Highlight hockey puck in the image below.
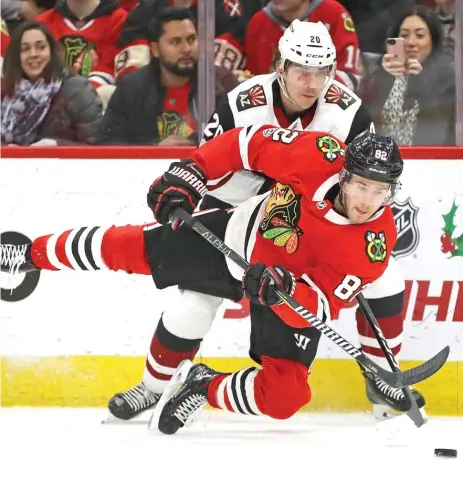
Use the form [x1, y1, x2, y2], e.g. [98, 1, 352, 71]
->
[434, 448, 457, 458]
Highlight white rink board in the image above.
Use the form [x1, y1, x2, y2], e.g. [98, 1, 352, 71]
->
[1, 158, 463, 360]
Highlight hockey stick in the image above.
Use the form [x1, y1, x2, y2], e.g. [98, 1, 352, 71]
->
[356, 293, 426, 428]
[173, 208, 449, 389]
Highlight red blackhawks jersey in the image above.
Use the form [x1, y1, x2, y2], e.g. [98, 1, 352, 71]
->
[36, 0, 127, 88]
[245, 0, 360, 91]
[115, 0, 246, 81]
[1, 18, 9, 73]
[192, 125, 397, 329]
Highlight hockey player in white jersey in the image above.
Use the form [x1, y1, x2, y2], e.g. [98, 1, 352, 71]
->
[107, 20, 425, 421]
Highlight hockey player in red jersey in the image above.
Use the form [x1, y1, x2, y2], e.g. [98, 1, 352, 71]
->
[105, 19, 424, 423]
[36, 0, 127, 88]
[114, 0, 246, 81]
[245, 0, 360, 91]
[1, 128, 409, 430]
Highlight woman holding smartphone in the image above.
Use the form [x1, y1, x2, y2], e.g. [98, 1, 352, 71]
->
[360, 5, 455, 146]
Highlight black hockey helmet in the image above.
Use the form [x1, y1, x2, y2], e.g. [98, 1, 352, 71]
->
[344, 130, 403, 185]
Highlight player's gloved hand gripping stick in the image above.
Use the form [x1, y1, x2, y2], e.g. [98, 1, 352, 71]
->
[172, 208, 449, 392]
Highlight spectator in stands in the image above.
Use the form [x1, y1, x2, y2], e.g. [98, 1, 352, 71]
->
[115, 0, 246, 82]
[1, 0, 54, 33]
[244, 0, 360, 91]
[361, 6, 455, 146]
[339, 1, 416, 56]
[35, 0, 127, 89]
[1, 20, 102, 146]
[434, 0, 455, 56]
[98, 7, 234, 146]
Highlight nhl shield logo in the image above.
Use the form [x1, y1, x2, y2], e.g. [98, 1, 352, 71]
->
[391, 197, 420, 259]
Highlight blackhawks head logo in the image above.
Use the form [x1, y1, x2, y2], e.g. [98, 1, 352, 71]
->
[441, 199, 463, 257]
[259, 183, 303, 254]
[365, 231, 387, 263]
[58, 36, 94, 76]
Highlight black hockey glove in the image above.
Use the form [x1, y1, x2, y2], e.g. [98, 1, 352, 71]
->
[242, 263, 296, 306]
[147, 159, 208, 226]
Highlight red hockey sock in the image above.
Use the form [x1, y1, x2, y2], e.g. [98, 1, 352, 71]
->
[143, 316, 201, 393]
[207, 374, 228, 409]
[30, 225, 151, 274]
[356, 310, 404, 362]
[207, 357, 311, 419]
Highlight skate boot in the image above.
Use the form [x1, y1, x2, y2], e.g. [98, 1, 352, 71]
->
[157, 360, 218, 435]
[360, 365, 426, 419]
[0, 244, 37, 274]
[108, 383, 161, 420]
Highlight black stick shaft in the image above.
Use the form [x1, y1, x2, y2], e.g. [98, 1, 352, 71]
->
[357, 293, 426, 427]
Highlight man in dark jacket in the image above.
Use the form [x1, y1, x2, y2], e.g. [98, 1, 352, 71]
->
[98, 6, 234, 146]
[115, 0, 246, 81]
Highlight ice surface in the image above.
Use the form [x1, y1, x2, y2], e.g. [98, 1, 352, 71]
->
[0, 409, 461, 482]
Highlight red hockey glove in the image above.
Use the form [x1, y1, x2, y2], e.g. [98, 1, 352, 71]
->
[147, 159, 208, 226]
[242, 263, 296, 306]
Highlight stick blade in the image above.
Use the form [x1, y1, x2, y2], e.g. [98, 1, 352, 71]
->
[385, 346, 450, 388]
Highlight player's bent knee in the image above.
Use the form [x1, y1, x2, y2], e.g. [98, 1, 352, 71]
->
[162, 289, 224, 340]
[102, 225, 151, 275]
[257, 357, 311, 420]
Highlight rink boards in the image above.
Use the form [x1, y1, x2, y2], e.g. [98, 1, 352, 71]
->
[1, 153, 463, 415]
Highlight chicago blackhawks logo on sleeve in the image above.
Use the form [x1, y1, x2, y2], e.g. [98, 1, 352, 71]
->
[316, 135, 345, 162]
[365, 231, 387, 263]
[259, 183, 303, 254]
[342, 12, 356, 32]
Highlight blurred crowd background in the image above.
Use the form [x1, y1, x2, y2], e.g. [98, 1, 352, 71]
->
[0, 0, 461, 148]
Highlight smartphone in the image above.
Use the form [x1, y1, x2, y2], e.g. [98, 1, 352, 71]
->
[386, 38, 406, 64]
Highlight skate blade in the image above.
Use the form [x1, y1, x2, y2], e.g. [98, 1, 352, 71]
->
[147, 359, 193, 431]
[101, 410, 154, 425]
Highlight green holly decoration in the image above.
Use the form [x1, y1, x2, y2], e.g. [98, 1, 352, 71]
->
[441, 200, 463, 257]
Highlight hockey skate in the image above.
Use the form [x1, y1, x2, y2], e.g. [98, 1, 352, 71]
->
[149, 360, 217, 434]
[360, 365, 426, 420]
[0, 244, 36, 274]
[103, 383, 161, 424]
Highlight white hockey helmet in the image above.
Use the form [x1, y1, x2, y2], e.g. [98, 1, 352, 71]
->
[278, 20, 336, 68]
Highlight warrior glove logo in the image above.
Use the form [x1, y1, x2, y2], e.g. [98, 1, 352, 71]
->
[365, 231, 387, 263]
[391, 197, 420, 260]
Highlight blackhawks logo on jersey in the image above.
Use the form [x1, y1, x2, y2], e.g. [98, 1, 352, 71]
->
[1, 19, 8, 36]
[365, 231, 387, 263]
[342, 12, 355, 32]
[259, 183, 303, 254]
[316, 135, 345, 162]
[59, 36, 94, 76]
